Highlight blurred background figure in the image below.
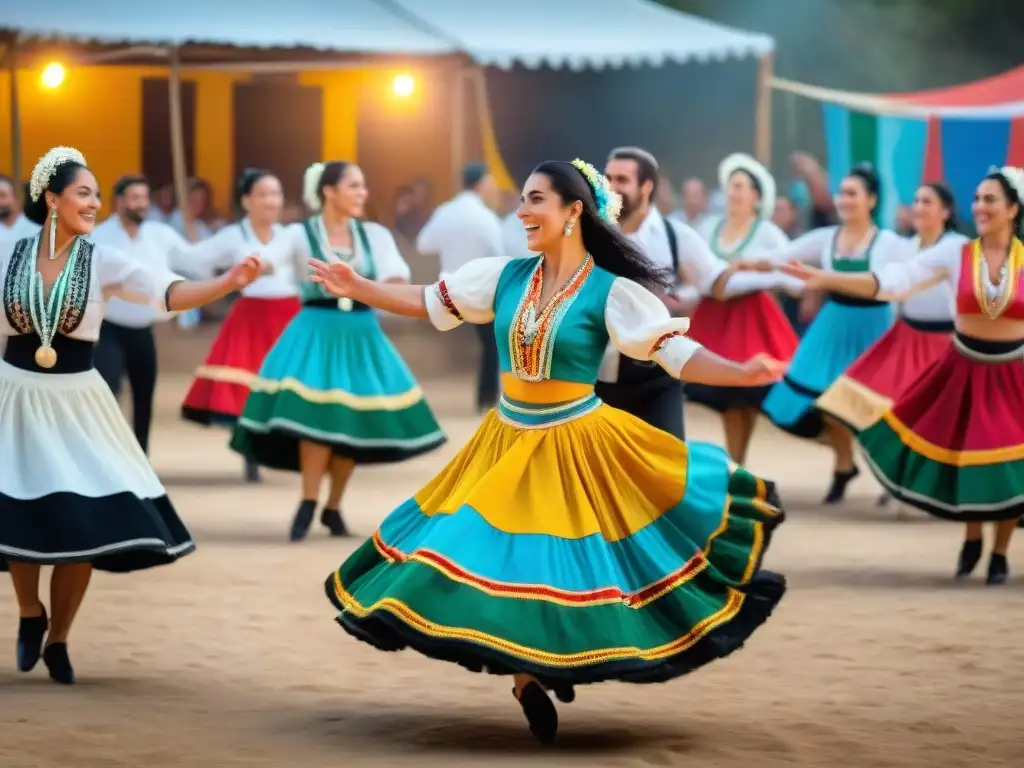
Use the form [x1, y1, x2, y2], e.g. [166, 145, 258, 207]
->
[415, 162, 504, 412]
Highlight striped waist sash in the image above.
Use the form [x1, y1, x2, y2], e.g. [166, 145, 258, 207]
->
[497, 392, 602, 429]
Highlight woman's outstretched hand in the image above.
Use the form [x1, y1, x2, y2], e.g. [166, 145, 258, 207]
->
[731, 258, 776, 273]
[777, 259, 828, 290]
[739, 353, 786, 386]
[222, 256, 264, 289]
[308, 259, 360, 298]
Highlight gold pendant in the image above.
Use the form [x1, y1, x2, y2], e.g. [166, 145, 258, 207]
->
[35, 345, 58, 369]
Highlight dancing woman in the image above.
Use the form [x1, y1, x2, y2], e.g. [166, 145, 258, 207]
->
[0, 147, 263, 684]
[778, 167, 1024, 584]
[179, 168, 299, 482]
[817, 183, 966, 434]
[745, 166, 901, 503]
[689, 153, 799, 464]
[230, 161, 445, 541]
[313, 158, 788, 745]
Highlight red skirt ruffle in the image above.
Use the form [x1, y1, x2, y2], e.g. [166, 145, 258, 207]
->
[686, 291, 798, 362]
[817, 319, 952, 432]
[181, 296, 300, 426]
[684, 291, 798, 412]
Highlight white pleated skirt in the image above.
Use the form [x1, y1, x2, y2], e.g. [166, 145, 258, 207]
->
[0, 359, 195, 573]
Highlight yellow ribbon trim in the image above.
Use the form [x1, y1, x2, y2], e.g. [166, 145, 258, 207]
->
[248, 376, 424, 411]
[192, 365, 257, 387]
[970, 237, 1024, 319]
[882, 410, 1024, 466]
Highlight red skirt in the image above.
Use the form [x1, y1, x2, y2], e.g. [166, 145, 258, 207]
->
[181, 295, 300, 426]
[817, 318, 952, 432]
[858, 335, 1024, 521]
[684, 291, 799, 412]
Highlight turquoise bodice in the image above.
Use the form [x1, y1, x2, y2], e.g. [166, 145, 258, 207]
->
[493, 256, 616, 384]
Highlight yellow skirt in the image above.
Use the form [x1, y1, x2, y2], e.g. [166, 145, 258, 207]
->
[325, 383, 787, 687]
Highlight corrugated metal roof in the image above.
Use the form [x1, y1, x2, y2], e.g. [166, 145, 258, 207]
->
[2, 0, 454, 55]
[2, 0, 773, 67]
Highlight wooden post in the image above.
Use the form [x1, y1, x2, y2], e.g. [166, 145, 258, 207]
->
[755, 52, 774, 165]
[4, 36, 22, 191]
[450, 66, 466, 195]
[167, 46, 190, 222]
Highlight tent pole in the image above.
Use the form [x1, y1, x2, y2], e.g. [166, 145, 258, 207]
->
[755, 52, 774, 165]
[4, 36, 22, 191]
[451, 66, 466, 195]
[167, 46, 190, 227]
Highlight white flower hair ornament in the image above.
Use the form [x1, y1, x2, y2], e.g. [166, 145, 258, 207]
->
[29, 146, 87, 202]
[994, 165, 1024, 204]
[570, 158, 622, 225]
[302, 161, 327, 212]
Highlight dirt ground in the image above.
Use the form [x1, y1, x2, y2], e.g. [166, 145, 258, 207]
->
[1, 368, 1021, 768]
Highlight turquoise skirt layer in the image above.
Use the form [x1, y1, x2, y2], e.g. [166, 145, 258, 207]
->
[762, 300, 893, 438]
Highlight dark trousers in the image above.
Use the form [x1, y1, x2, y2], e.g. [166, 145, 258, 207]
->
[475, 322, 499, 410]
[595, 358, 685, 440]
[94, 320, 157, 454]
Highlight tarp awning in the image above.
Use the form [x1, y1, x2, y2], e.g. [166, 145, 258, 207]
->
[2, 0, 774, 68]
[772, 66, 1024, 118]
[391, 0, 774, 69]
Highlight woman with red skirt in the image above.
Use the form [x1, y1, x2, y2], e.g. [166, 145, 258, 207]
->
[180, 169, 300, 481]
[688, 153, 800, 464]
[778, 167, 1024, 584]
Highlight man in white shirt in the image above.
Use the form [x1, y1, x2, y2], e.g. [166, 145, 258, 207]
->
[600, 147, 743, 439]
[92, 175, 193, 454]
[417, 162, 504, 411]
[0, 176, 40, 248]
[670, 177, 710, 230]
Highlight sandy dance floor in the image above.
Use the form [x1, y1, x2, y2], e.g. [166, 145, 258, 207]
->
[1, 373, 1021, 768]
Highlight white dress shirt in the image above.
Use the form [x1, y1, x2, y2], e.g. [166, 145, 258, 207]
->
[89, 218, 196, 328]
[416, 191, 503, 279]
[184, 219, 294, 298]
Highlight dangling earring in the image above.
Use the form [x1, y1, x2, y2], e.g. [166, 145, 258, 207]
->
[563, 220, 574, 237]
[48, 210, 57, 260]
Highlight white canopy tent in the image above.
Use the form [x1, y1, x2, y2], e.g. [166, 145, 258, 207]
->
[2, 0, 775, 201]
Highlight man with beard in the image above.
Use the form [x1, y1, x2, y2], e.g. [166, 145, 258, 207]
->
[91, 175, 200, 454]
[600, 146, 790, 438]
[0, 175, 40, 249]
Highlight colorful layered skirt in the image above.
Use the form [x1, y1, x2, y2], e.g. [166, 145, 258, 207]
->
[685, 291, 799, 412]
[859, 334, 1024, 522]
[0, 334, 194, 572]
[324, 382, 786, 688]
[816, 316, 953, 433]
[181, 295, 300, 426]
[230, 302, 446, 471]
[762, 296, 893, 438]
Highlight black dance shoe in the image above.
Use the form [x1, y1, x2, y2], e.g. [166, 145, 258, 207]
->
[289, 500, 317, 542]
[320, 508, 350, 537]
[986, 553, 1009, 586]
[552, 685, 575, 704]
[244, 458, 262, 484]
[823, 466, 860, 505]
[43, 643, 75, 685]
[513, 682, 558, 745]
[955, 539, 983, 579]
[16, 607, 48, 673]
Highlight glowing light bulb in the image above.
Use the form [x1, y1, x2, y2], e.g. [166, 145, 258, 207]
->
[40, 62, 66, 89]
[392, 73, 415, 98]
